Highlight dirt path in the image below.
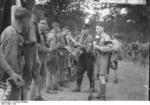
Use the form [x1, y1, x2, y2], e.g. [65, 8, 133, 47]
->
[0, 61, 148, 100]
[42, 61, 149, 101]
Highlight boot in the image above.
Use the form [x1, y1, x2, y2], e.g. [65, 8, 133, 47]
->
[88, 95, 93, 100]
[105, 75, 109, 82]
[52, 83, 63, 91]
[95, 84, 106, 100]
[34, 96, 45, 101]
[46, 88, 58, 94]
[88, 87, 95, 100]
[72, 85, 81, 92]
[72, 76, 82, 92]
[99, 84, 106, 100]
[114, 78, 119, 84]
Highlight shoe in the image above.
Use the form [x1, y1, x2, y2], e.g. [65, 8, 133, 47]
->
[92, 89, 97, 93]
[88, 95, 93, 100]
[46, 91, 58, 94]
[59, 82, 69, 88]
[95, 95, 106, 100]
[105, 77, 108, 82]
[52, 84, 59, 91]
[83, 88, 91, 93]
[95, 94, 101, 99]
[34, 96, 44, 101]
[114, 79, 119, 84]
[100, 96, 106, 100]
[72, 88, 81, 92]
[46, 89, 58, 94]
[84, 88, 97, 93]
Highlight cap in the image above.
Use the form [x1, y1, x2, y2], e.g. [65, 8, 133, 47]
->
[14, 7, 31, 20]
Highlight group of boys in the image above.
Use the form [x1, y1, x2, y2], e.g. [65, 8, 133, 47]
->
[0, 7, 122, 101]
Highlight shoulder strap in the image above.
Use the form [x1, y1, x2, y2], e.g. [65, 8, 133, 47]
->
[83, 35, 89, 45]
[34, 22, 41, 43]
[64, 34, 69, 45]
[42, 33, 49, 47]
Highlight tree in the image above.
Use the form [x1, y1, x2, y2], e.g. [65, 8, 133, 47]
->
[33, 0, 87, 32]
[21, 0, 35, 11]
[86, 0, 150, 42]
[114, 4, 150, 42]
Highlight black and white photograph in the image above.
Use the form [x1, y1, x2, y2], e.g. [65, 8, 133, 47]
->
[0, 0, 149, 102]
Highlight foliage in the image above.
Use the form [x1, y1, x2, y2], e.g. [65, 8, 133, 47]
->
[87, 0, 150, 42]
[21, 0, 35, 11]
[32, 0, 87, 32]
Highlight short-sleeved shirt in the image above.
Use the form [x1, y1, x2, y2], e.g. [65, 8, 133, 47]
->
[74, 34, 81, 42]
[47, 30, 58, 50]
[28, 22, 37, 42]
[112, 38, 121, 51]
[58, 30, 72, 48]
[98, 33, 112, 46]
[39, 32, 47, 48]
[111, 38, 122, 61]
[78, 34, 94, 46]
[58, 35, 68, 48]
[1, 24, 37, 74]
[94, 32, 114, 53]
[0, 48, 8, 72]
[0, 26, 24, 74]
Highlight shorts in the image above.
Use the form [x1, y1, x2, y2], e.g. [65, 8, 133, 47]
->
[96, 54, 110, 76]
[47, 50, 58, 74]
[23, 45, 46, 82]
[57, 48, 69, 71]
[76, 51, 95, 76]
[38, 54, 47, 77]
[47, 48, 69, 73]
[23, 44, 37, 82]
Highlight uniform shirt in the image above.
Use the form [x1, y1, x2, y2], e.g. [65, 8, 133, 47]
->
[0, 26, 24, 74]
[14, 22, 37, 42]
[95, 32, 113, 53]
[39, 32, 47, 47]
[98, 32, 112, 46]
[111, 38, 122, 61]
[28, 24, 37, 42]
[47, 30, 59, 50]
[58, 30, 77, 48]
[0, 47, 8, 71]
[131, 42, 141, 53]
[0, 48, 15, 76]
[31, 21, 41, 43]
[74, 34, 81, 42]
[78, 33, 93, 46]
[112, 38, 121, 51]
[58, 32, 68, 48]
[63, 30, 79, 53]
[0, 22, 37, 74]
